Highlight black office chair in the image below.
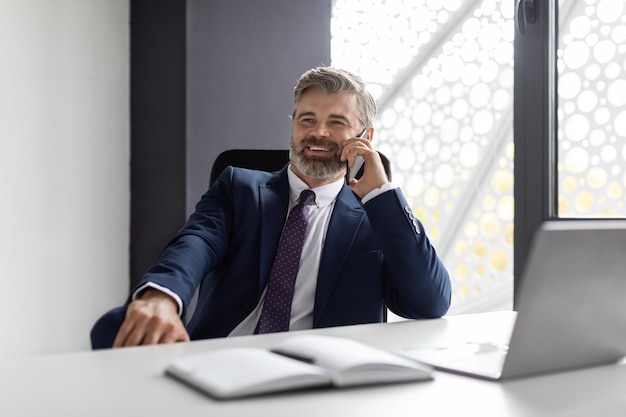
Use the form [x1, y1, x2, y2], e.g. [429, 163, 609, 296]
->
[209, 148, 392, 185]
[210, 149, 291, 186]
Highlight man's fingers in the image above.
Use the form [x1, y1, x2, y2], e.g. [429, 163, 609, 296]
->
[112, 295, 189, 348]
[113, 307, 148, 347]
[143, 315, 185, 345]
[141, 318, 167, 345]
[160, 326, 191, 344]
[112, 306, 143, 347]
[112, 321, 131, 348]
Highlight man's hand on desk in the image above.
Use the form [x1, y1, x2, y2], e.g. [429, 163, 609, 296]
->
[113, 288, 190, 348]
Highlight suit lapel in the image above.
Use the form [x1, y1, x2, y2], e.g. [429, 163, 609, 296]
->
[313, 186, 365, 324]
[258, 168, 290, 293]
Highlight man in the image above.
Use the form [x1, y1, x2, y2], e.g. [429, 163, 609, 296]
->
[91, 66, 451, 348]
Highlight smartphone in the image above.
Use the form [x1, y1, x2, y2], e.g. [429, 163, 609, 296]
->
[345, 129, 369, 184]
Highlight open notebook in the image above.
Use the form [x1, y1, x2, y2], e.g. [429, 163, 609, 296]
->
[399, 220, 626, 380]
[166, 334, 432, 399]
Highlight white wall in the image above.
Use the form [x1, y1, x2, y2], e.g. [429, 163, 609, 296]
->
[0, 0, 129, 358]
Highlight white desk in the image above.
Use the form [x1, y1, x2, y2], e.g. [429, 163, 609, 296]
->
[1, 311, 626, 417]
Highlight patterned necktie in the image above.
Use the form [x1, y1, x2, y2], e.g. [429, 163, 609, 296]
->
[256, 189, 316, 334]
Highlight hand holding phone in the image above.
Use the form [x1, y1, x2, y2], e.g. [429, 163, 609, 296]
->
[345, 129, 369, 184]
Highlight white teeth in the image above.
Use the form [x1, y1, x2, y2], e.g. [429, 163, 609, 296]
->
[309, 146, 330, 151]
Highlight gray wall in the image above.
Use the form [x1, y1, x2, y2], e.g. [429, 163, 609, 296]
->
[130, 0, 188, 290]
[186, 0, 332, 211]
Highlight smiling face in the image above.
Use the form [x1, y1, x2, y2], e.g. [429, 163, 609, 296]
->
[290, 89, 363, 186]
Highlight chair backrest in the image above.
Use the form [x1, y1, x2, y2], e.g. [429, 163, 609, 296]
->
[209, 149, 392, 186]
[210, 149, 291, 186]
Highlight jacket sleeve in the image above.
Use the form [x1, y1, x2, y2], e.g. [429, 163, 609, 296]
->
[363, 188, 452, 319]
[132, 167, 237, 314]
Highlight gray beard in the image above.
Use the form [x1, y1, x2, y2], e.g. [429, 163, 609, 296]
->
[289, 140, 345, 180]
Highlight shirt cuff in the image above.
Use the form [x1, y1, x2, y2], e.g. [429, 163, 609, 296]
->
[133, 282, 184, 317]
[361, 182, 397, 204]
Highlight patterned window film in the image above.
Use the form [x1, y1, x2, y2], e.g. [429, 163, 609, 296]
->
[557, 0, 626, 217]
[332, 0, 515, 315]
[331, 0, 626, 317]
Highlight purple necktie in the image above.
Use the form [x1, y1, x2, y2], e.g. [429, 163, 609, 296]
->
[256, 189, 316, 334]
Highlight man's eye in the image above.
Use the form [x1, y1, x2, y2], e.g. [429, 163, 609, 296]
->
[330, 120, 345, 126]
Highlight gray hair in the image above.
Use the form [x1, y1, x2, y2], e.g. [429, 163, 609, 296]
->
[293, 66, 377, 130]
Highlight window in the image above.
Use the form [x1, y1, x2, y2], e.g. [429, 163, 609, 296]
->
[513, 0, 626, 299]
[557, 0, 626, 218]
[331, 0, 515, 316]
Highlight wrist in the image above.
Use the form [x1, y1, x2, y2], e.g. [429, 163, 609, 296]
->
[138, 288, 179, 312]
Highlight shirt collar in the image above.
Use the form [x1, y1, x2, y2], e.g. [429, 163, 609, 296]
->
[286, 164, 344, 208]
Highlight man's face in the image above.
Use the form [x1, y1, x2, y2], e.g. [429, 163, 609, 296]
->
[290, 90, 362, 182]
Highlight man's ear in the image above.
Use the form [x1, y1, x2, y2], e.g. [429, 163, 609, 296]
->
[366, 127, 374, 141]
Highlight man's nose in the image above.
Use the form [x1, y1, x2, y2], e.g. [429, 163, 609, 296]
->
[311, 125, 330, 138]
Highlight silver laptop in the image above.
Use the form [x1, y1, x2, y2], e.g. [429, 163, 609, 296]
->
[399, 220, 626, 380]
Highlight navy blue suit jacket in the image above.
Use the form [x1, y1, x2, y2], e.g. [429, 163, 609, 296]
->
[91, 165, 451, 347]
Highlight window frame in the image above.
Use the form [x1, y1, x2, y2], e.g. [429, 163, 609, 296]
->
[513, 0, 559, 305]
